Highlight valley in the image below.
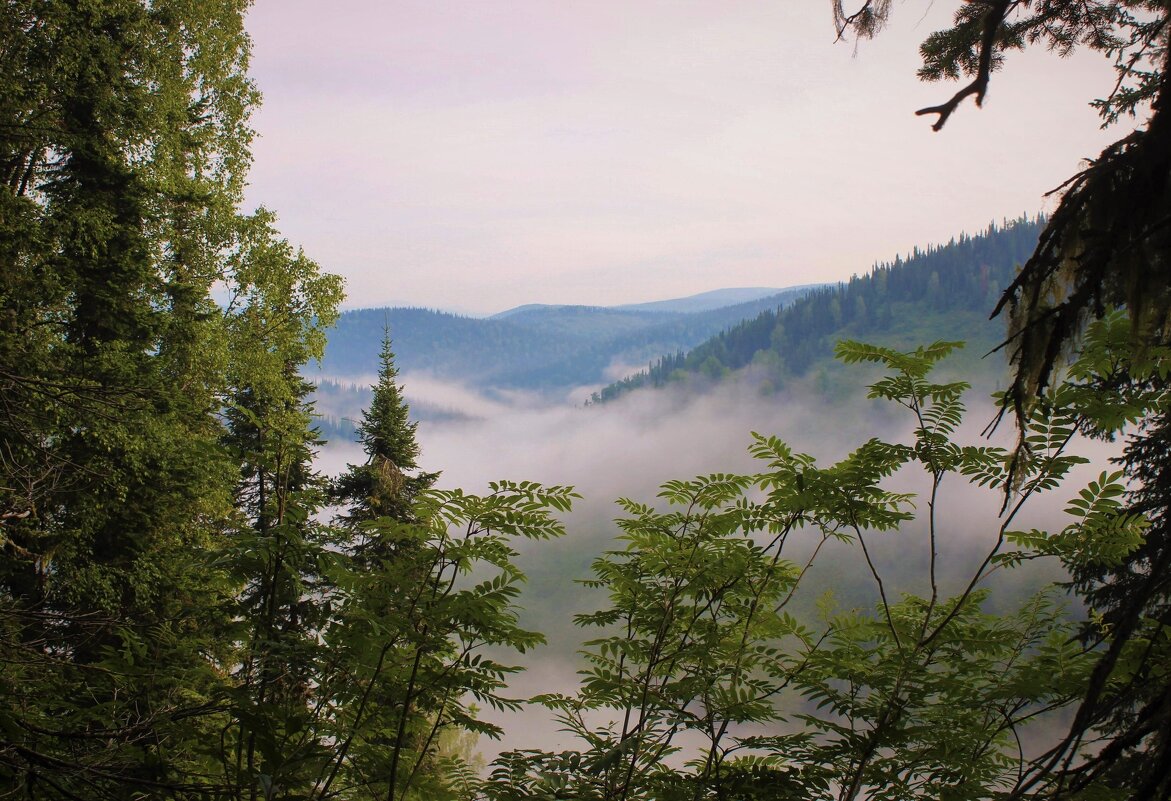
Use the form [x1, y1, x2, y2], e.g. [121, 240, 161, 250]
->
[8, 2, 1165, 795]
[311, 216, 1096, 763]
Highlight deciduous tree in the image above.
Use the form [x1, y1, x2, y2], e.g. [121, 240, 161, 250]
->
[834, 5, 1171, 795]
[486, 341, 1143, 801]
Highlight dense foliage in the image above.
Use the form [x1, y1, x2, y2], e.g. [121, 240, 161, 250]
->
[0, 1, 343, 794]
[486, 333, 1162, 800]
[0, 3, 572, 799]
[835, 2, 1171, 795]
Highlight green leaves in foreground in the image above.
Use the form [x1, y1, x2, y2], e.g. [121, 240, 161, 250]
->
[317, 480, 578, 801]
[485, 340, 1147, 801]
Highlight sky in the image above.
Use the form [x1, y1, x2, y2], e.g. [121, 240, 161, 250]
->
[243, 1, 1123, 315]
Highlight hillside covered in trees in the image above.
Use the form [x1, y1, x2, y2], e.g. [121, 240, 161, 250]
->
[318, 287, 814, 391]
[592, 218, 1042, 402]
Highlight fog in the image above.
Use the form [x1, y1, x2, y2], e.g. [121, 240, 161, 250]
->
[316, 368, 1122, 760]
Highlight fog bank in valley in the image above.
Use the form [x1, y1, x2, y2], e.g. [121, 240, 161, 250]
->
[316, 369, 1120, 758]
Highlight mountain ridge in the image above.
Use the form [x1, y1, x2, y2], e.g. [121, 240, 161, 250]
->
[591, 216, 1043, 404]
[316, 286, 816, 390]
[489, 287, 795, 320]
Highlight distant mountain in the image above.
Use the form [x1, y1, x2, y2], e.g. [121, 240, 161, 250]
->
[616, 287, 799, 314]
[315, 286, 816, 392]
[489, 303, 555, 319]
[591, 217, 1043, 403]
[490, 288, 790, 320]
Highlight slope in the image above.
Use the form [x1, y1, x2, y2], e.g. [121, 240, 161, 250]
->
[591, 217, 1043, 403]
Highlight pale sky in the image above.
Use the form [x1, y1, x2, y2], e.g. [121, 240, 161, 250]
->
[243, 1, 1122, 315]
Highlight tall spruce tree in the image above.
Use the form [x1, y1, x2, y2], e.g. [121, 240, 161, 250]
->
[212, 212, 343, 799]
[333, 331, 439, 532]
[0, 2, 248, 795]
[220, 369, 338, 799]
[0, 3, 343, 797]
[323, 333, 447, 798]
[319, 333, 577, 801]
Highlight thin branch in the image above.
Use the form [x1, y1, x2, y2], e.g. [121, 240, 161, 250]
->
[916, 0, 1013, 131]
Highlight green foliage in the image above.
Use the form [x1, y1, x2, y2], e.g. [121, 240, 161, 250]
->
[1, 5, 581, 799]
[320, 480, 578, 801]
[217, 255, 341, 797]
[486, 340, 1145, 801]
[5, 5, 1166, 801]
[0, 3, 344, 797]
[1022, 312, 1171, 799]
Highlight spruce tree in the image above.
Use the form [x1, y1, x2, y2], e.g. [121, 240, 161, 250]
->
[1, 3, 255, 795]
[220, 367, 338, 797]
[323, 331, 443, 797]
[333, 331, 439, 531]
[0, 4, 343, 796]
[319, 333, 578, 801]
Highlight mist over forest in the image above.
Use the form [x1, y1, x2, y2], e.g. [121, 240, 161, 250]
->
[318, 366, 1104, 760]
[301, 215, 1124, 766]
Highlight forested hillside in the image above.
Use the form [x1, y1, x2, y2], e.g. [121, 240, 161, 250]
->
[317, 286, 813, 390]
[593, 217, 1042, 402]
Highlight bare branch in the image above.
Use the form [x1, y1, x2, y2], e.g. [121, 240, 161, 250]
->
[917, 0, 1013, 131]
